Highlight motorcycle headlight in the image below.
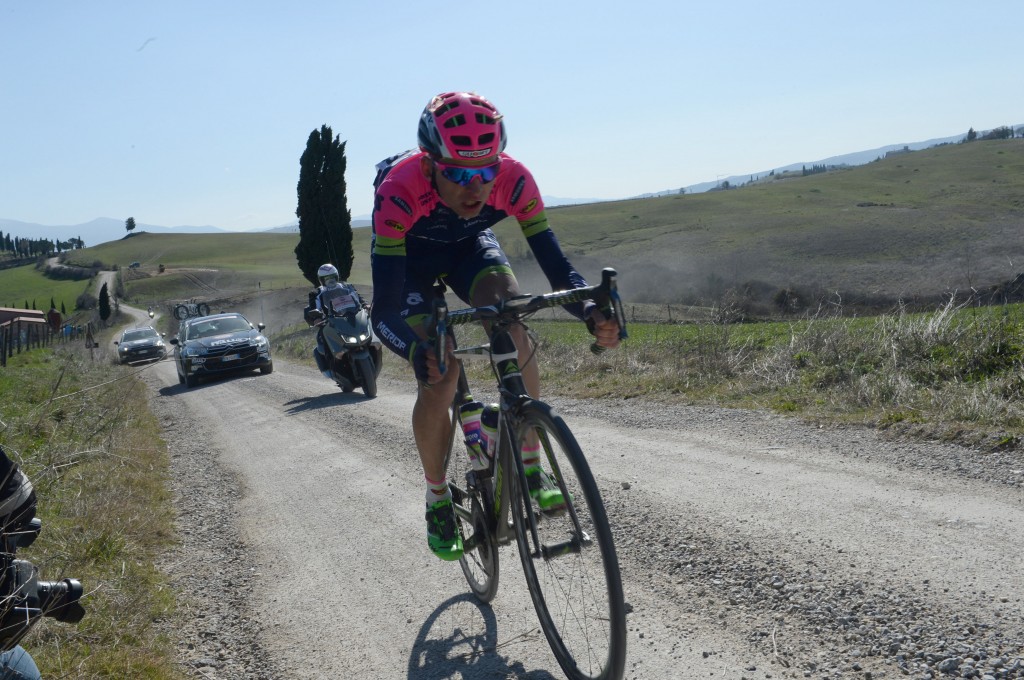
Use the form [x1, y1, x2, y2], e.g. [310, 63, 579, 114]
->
[345, 336, 357, 344]
[358, 333, 369, 342]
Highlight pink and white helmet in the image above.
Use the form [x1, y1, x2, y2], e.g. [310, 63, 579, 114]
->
[417, 92, 507, 161]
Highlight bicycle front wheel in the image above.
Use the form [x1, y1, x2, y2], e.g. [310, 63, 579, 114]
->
[511, 401, 626, 680]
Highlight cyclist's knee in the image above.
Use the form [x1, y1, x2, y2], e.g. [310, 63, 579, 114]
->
[470, 270, 519, 305]
[417, 373, 457, 404]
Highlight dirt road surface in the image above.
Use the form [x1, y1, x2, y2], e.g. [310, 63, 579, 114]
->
[137, 349, 1024, 679]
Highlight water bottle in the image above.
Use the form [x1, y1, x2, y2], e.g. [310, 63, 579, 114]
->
[459, 397, 487, 470]
[481, 404, 499, 461]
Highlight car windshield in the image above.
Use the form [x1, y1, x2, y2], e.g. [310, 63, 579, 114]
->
[123, 329, 158, 341]
[186, 317, 252, 340]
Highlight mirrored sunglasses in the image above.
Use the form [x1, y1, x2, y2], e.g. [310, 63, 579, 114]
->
[435, 159, 501, 186]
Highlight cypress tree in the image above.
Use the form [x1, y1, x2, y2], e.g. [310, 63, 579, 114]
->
[294, 124, 353, 287]
[98, 283, 111, 324]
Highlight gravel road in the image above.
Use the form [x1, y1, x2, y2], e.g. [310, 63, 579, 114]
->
[138, 346, 1024, 680]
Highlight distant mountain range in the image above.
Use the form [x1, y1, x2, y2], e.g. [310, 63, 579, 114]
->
[4, 126, 1016, 247]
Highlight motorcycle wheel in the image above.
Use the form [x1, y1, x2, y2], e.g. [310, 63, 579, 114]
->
[356, 355, 377, 398]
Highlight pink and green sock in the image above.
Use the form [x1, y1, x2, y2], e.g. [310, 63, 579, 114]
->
[425, 474, 450, 504]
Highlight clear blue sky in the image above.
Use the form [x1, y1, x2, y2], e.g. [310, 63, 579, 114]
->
[2, 1, 1020, 231]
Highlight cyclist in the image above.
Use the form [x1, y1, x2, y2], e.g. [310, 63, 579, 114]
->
[308, 263, 364, 379]
[369, 91, 621, 561]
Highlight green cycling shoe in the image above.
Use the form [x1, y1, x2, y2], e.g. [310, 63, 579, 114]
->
[425, 497, 463, 561]
[525, 467, 567, 515]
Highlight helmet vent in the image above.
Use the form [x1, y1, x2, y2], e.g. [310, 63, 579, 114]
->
[478, 132, 495, 145]
[470, 98, 495, 112]
[450, 135, 472, 146]
[443, 114, 466, 129]
[435, 101, 460, 115]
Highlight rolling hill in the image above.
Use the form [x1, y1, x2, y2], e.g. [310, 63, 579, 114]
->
[4, 138, 1023, 318]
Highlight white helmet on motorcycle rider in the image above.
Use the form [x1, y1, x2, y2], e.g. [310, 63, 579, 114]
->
[317, 263, 340, 288]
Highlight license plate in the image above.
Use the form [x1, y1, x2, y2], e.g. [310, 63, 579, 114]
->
[222, 353, 239, 362]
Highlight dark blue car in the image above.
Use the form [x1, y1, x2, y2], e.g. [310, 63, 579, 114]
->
[170, 313, 273, 388]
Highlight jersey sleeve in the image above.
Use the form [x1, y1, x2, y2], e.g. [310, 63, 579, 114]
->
[500, 161, 590, 319]
[369, 172, 422, 363]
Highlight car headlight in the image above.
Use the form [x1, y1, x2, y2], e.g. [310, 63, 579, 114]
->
[253, 336, 268, 348]
[182, 345, 202, 357]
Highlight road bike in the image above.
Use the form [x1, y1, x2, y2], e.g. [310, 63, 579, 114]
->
[172, 299, 211, 321]
[433, 268, 628, 680]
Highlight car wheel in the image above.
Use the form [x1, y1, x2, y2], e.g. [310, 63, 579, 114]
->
[260, 362, 273, 375]
[185, 374, 199, 388]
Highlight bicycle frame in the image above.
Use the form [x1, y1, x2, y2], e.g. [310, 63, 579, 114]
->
[437, 267, 630, 679]
[443, 268, 627, 557]
[444, 342, 525, 552]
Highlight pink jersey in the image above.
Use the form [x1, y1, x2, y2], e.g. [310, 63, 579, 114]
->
[372, 150, 549, 249]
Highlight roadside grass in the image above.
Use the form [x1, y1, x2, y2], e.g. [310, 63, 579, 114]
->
[272, 299, 1024, 449]
[526, 300, 1024, 449]
[1, 348, 180, 678]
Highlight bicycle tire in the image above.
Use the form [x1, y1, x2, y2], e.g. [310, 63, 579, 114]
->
[446, 401, 501, 603]
[173, 304, 189, 321]
[460, 491, 499, 602]
[510, 401, 627, 680]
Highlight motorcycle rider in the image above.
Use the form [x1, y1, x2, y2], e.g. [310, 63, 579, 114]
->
[308, 263, 364, 379]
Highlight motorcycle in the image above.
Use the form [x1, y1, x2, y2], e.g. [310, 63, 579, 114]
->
[307, 294, 383, 398]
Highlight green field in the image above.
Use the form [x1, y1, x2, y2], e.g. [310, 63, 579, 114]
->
[0, 264, 92, 313]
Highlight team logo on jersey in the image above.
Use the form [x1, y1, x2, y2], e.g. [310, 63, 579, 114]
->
[458, 148, 493, 159]
[521, 198, 538, 215]
[385, 219, 406, 232]
[510, 176, 526, 205]
[389, 195, 413, 216]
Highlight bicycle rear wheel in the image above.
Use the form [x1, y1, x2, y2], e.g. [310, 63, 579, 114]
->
[510, 401, 626, 680]
[446, 409, 500, 603]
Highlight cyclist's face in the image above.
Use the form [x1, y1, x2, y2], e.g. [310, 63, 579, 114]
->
[422, 156, 496, 220]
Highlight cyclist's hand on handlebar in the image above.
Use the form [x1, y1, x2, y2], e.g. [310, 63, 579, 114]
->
[412, 336, 455, 385]
[586, 306, 622, 350]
